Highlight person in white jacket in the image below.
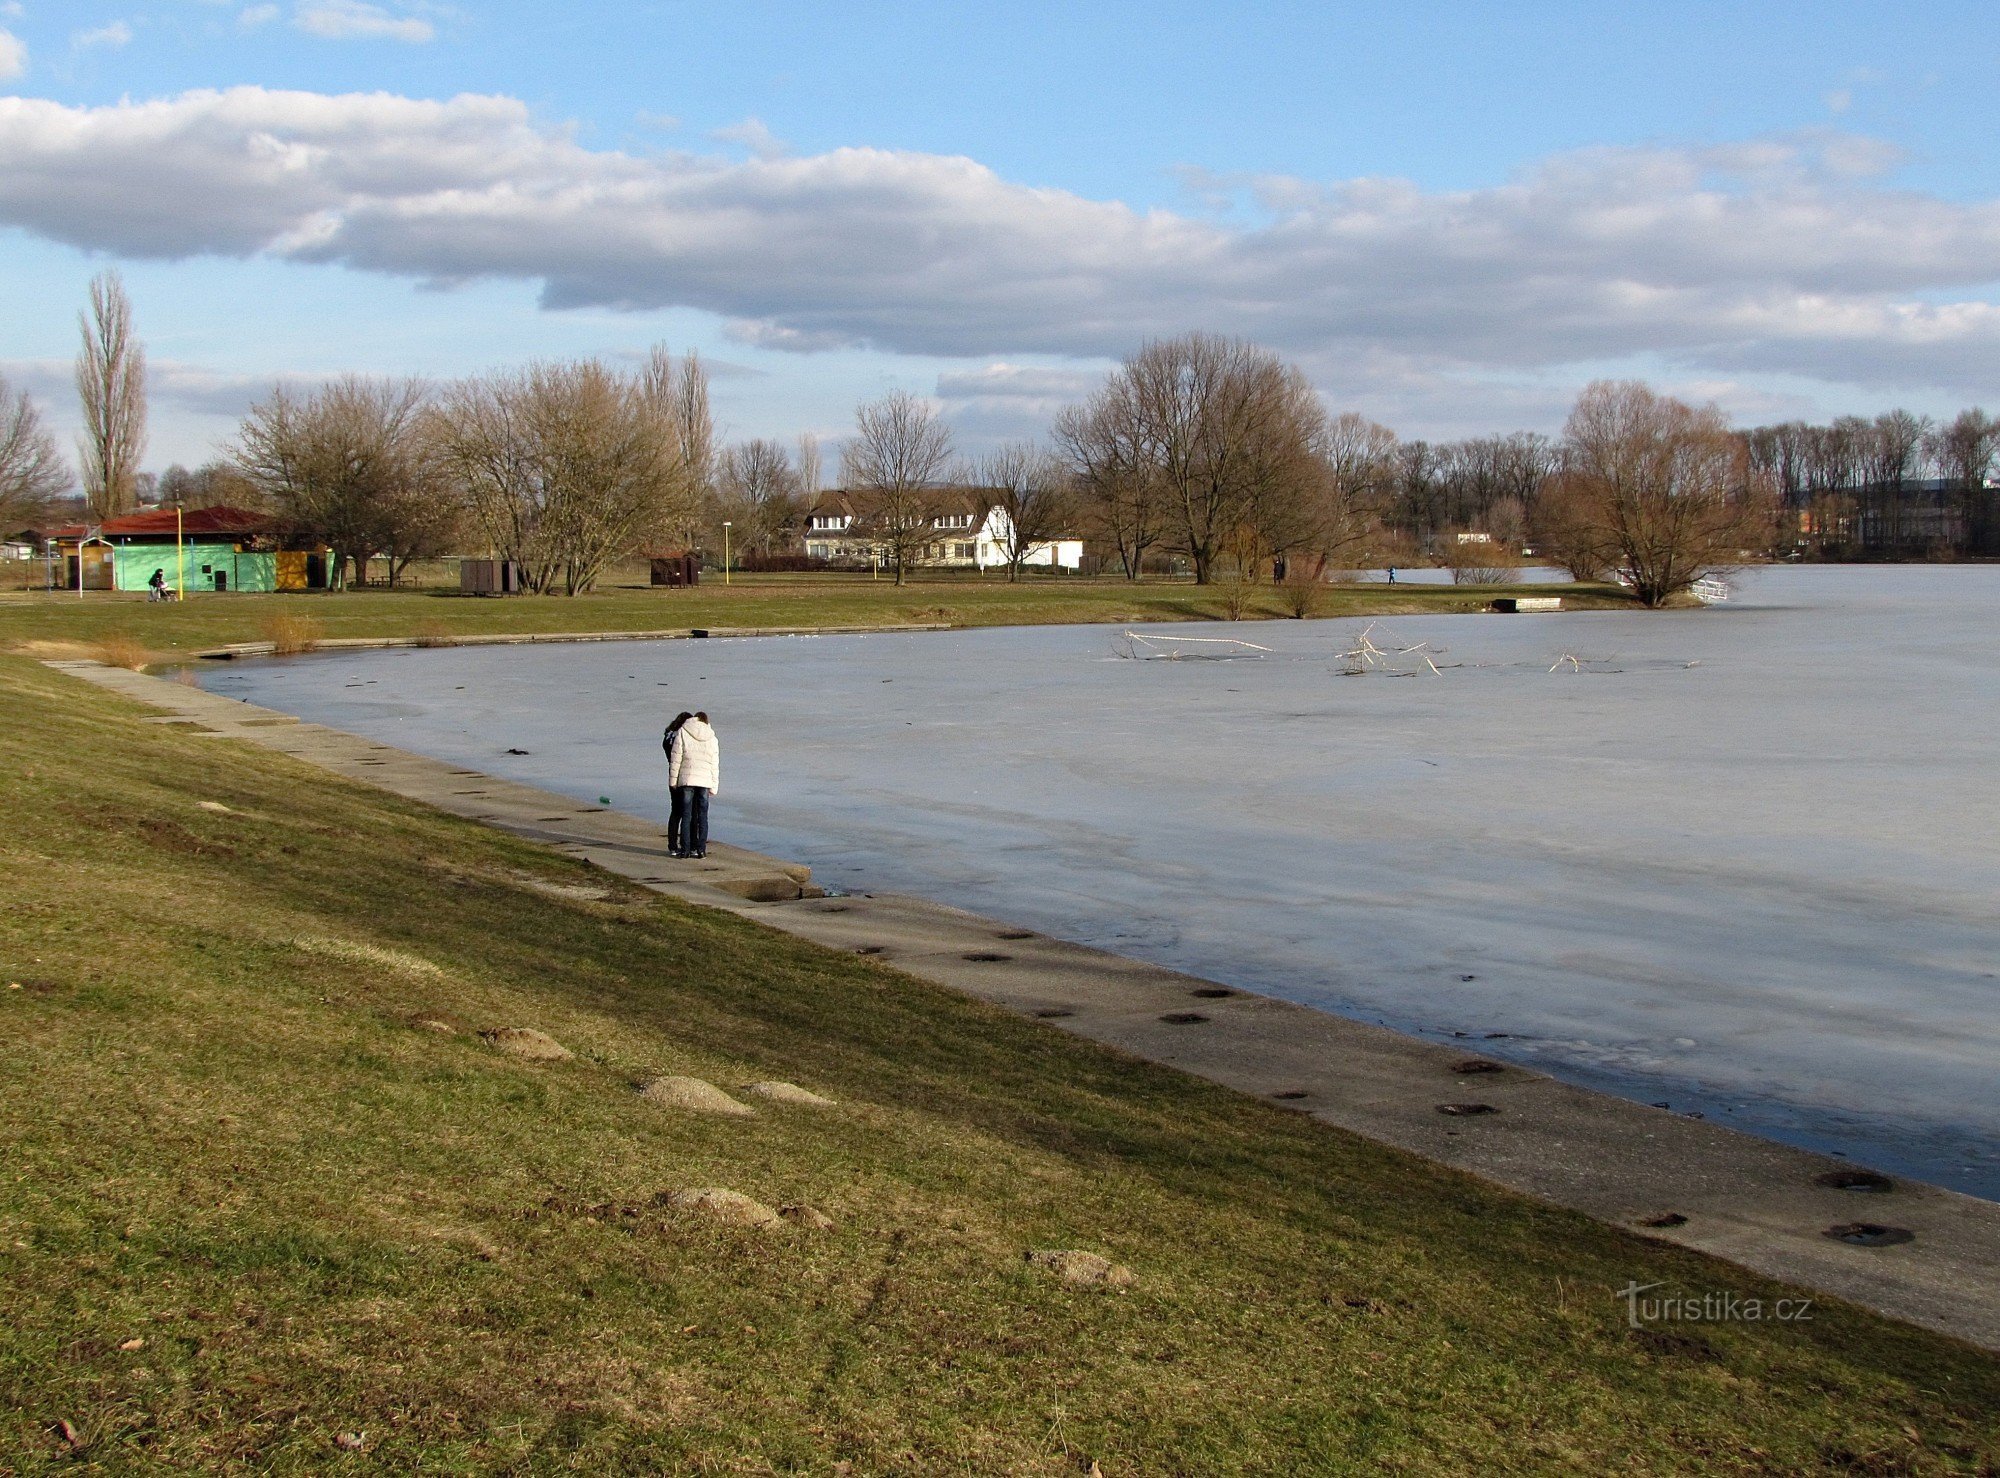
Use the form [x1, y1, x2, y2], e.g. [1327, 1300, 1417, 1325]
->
[666, 711, 720, 858]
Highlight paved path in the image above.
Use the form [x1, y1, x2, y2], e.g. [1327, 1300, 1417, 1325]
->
[48, 658, 2000, 1352]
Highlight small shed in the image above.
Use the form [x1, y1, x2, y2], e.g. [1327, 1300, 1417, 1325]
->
[47, 506, 329, 594]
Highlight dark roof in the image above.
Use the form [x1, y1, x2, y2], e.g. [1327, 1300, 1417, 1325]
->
[805, 486, 997, 524]
[46, 507, 275, 543]
[100, 505, 273, 539]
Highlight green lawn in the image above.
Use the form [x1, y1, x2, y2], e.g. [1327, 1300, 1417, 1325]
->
[1, 654, 1994, 1472]
[0, 567, 1636, 666]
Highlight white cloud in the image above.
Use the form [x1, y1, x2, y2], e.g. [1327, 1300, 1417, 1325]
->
[709, 116, 787, 160]
[0, 27, 24, 78]
[238, 4, 280, 29]
[293, 1, 432, 43]
[1, 87, 1998, 411]
[72, 20, 134, 50]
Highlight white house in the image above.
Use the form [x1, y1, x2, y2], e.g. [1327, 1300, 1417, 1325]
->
[972, 505, 1083, 572]
[803, 488, 1082, 572]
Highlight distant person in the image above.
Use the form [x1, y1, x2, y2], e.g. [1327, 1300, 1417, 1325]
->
[1385, 565, 1397, 586]
[147, 568, 168, 602]
[661, 710, 694, 855]
[667, 710, 720, 859]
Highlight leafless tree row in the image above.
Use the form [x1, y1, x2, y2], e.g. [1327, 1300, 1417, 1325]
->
[229, 348, 712, 592]
[1742, 408, 2000, 556]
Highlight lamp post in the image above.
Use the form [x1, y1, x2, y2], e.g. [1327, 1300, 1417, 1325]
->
[721, 521, 731, 586]
[174, 499, 186, 602]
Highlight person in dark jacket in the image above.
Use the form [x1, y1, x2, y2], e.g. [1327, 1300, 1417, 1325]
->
[661, 711, 693, 856]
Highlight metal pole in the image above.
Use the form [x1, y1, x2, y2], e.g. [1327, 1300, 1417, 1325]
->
[722, 522, 731, 586]
[176, 504, 185, 601]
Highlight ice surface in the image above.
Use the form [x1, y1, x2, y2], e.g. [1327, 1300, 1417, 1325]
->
[201, 566, 2000, 1197]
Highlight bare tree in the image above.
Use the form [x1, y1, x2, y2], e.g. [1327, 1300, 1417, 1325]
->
[1930, 408, 2000, 555]
[0, 375, 71, 533]
[75, 271, 147, 519]
[974, 442, 1072, 580]
[1545, 380, 1775, 606]
[795, 432, 823, 497]
[1868, 409, 1932, 547]
[432, 354, 704, 594]
[157, 460, 267, 513]
[712, 438, 803, 560]
[842, 390, 953, 585]
[1053, 389, 1162, 580]
[233, 376, 441, 588]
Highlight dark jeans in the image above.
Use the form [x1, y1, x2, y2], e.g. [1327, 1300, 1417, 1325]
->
[667, 787, 689, 853]
[684, 787, 711, 855]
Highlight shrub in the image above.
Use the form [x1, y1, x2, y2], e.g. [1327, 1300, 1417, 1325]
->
[262, 613, 325, 656]
[91, 635, 151, 670]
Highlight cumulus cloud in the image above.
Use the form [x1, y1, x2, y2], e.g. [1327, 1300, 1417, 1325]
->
[293, 1, 433, 43]
[73, 20, 134, 50]
[1, 86, 1997, 406]
[238, 5, 280, 29]
[0, 27, 25, 78]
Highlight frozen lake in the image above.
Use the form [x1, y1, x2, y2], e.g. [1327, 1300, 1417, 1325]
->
[201, 566, 2000, 1199]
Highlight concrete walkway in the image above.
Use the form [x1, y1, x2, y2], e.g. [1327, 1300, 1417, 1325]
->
[48, 658, 2000, 1352]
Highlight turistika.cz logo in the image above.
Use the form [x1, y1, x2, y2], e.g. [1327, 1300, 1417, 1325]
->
[1617, 1281, 1814, 1328]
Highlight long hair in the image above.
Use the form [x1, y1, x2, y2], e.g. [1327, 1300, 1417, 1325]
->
[666, 710, 693, 735]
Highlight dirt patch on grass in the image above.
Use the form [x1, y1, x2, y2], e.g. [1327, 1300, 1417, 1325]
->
[481, 1027, 573, 1062]
[739, 1081, 836, 1107]
[295, 936, 443, 979]
[636, 1076, 755, 1117]
[665, 1188, 782, 1229]
[1025, 1249, 1137, 1289]
[514, 875, 613, 903]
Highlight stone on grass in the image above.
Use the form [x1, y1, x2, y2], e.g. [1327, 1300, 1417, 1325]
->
[481, 1027, 573, 1062]
[1025, 1249, 1137, 1289]
[636, 1076, 756, 1117]
[778, 1203, 835, 1231]
[666, 1188, 781, 1229]
[740, 1081, 837, 1107]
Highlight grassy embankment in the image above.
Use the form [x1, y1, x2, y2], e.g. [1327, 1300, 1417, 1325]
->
[0, 566, 1635, 668]
[2, 654, 1997, 1472]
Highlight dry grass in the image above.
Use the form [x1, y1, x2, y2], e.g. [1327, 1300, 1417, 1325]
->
[89, 634, 152, 670]
[261, 612, 325, 655]
[412, 619, 459, 649]
[4, 653, 1989, 1471]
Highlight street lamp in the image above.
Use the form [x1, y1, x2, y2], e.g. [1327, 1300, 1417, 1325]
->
[721, 521, 731, 586]
[173, 498, 186, 602]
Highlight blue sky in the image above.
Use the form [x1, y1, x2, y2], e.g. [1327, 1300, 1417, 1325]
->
[3, 1, 1998, 469]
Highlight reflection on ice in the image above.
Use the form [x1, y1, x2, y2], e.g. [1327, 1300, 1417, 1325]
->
[203, 565, 2000, 1199]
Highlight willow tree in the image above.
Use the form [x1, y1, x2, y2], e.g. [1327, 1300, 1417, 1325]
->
[1546, 381, 1774, 606]
[75, 271, 147, 519]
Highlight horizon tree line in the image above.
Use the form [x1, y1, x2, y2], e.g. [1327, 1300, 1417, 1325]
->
[6, 277, 1996, 595]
